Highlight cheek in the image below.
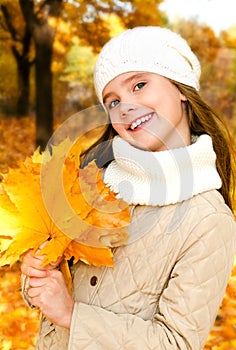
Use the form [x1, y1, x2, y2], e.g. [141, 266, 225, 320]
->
[112, 124, 125, 137]
[160, 96, 183, 119]
[109, 112, 123, 130]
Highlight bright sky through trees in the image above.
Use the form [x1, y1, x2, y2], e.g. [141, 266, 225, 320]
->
[160, 0, 236, 34]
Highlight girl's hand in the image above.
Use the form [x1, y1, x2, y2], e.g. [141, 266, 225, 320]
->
[27, 268, 74, 329]
[21, 249, 74, 329]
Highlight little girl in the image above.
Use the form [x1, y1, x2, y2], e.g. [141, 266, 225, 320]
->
[21, 26, 236, 350]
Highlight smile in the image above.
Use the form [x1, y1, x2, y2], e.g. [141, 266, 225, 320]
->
[129, 113, 153, 130]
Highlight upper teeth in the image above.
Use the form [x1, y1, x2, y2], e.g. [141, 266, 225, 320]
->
[130, 114, 152, 130]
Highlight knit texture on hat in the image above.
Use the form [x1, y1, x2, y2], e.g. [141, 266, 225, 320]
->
[103, 134, 221, 206]
[94, 26, 201, 103]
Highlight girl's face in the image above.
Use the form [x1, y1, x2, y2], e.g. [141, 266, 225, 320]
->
[102, 72, 191, 151]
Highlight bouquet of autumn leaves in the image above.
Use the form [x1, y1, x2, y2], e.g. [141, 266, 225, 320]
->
[0, 138, 131, 278]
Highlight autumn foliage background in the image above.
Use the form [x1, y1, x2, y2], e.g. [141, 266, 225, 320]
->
[0, 0, 236, 349]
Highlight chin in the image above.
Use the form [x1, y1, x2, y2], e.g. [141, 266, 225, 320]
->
[126, 139, 156, 152]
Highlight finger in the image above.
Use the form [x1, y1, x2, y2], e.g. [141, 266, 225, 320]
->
[29, 276, 49, 288]
[21, 256, 59, 276]
[33, 255, 63, 271]
[21, 249, 56, 275]
[47, 256, 63, 270]
[27, 285, 43, 298]
[21, 265, 49, 278]
[22, 251, 45, 269]
[27, 290, 44, 309]
[27, 283, 52, 301]
[25, 249, 44, 260]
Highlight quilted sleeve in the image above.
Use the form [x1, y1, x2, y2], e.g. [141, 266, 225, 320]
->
[68, 213, 236, 350]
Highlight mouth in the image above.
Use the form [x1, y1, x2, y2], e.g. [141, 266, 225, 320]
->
[128, 113, 153, 131]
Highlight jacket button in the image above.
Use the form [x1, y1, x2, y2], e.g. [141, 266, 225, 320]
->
[90, 276, 98, 286]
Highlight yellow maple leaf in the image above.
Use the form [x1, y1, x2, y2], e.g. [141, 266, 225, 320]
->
[0, 185, 19, 253]
[0, 137, 131, 269]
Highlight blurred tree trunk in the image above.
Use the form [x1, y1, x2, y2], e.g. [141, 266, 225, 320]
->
[15, 31, 31, 117]
[33, 18, 55, 149]
[19, 0, 62, 150]
[1, 4, 31, 117]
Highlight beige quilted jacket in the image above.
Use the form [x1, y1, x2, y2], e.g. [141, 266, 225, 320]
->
[30, 190, 236, 350]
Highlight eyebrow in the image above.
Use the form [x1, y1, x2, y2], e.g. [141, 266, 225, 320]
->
[103, 72, 147, 103]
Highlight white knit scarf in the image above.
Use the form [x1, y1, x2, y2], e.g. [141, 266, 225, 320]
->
[103, 134, 222, 206]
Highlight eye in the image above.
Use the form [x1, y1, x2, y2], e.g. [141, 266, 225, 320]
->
[134, 82, 146, 91]
[107, 99, 120, 110]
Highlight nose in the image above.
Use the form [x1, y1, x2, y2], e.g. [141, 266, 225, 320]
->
[119, 102, 137, 118]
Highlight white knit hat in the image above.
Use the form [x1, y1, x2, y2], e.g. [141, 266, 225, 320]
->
[94, 26, 201, 103]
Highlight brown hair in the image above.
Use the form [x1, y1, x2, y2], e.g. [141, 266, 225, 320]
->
[82, 81, 235, 210]
[173, 81, 235, 210]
